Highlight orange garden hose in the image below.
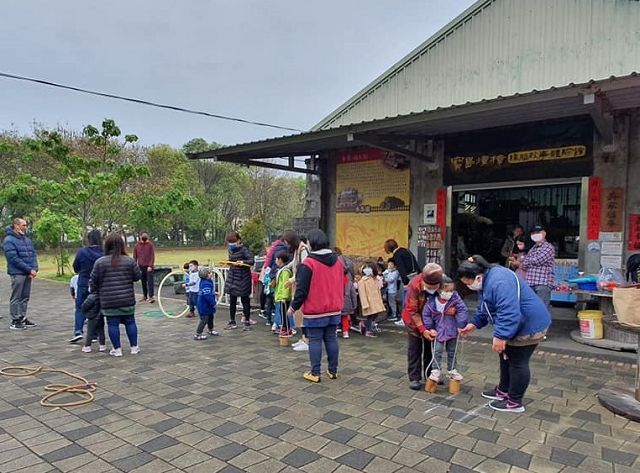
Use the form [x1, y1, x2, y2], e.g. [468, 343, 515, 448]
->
[0, 366, 96, 408]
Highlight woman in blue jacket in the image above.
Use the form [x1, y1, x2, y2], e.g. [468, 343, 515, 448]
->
[457, 255, 551, 413]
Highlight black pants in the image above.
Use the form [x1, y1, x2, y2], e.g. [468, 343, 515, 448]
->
[407, 332, 433, 382]
[264, 293, 275, 323]
[229, 295, 251, 325]
[140, 266, 154, 298]
[498, 344, 537, 403]
[84, 315, 105, 347]
[197, 315, 214, 334]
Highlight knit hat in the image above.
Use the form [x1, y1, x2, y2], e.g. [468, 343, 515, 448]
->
[423, 271, 443, 285]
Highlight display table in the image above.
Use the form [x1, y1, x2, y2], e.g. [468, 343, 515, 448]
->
[597, 322, 640, 422]
[571, 290, 638, 351]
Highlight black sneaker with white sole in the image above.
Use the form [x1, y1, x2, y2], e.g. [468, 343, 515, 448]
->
[10, 321, 26, 330]
[489, 399, 525, 413]
[69, 334, 83, 343]
[22, 318, 37, 327]
[481, 386, 508, 401]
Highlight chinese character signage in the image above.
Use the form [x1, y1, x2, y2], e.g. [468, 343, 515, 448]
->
[444, 119, 593, 185]
[629, 214, 640, 251]
[600, 188, 624, 233]
[587, 176, 601, 240]
[336, 148, 410, 257]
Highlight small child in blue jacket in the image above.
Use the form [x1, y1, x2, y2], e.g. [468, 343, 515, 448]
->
[194, 267, 218, 340]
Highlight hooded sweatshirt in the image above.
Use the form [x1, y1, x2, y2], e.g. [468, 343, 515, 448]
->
[73, 245, 104, 287]
[291, 249, 344, 327]
[133, 240, 155, 267]
[3, 226, 38, 275]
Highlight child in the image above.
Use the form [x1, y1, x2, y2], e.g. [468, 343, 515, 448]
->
[194, 267, 218, 340]
[341, 270, 357, 339]
[185, 260, 200, 318]
[274, 251, 295, 337]
[383, 259, 400, 321]
[422, 275, 468, 382]
[357, 262, 386, 337]
[70, 274, 79, 300]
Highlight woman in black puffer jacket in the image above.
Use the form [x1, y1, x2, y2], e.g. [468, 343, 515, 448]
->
[90, 234, 141, 357]
[224, 231, 254, 330]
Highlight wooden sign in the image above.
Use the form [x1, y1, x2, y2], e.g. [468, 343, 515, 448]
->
[600, 187, 624, 233]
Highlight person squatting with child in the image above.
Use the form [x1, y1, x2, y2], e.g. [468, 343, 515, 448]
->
[422, 275, 468, 383]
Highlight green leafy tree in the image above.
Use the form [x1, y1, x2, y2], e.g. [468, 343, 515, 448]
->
[241, 217, 266, 256]
[32, 209, 82, 276]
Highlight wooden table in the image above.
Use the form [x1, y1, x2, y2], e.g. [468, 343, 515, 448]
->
[597, 322, 640, 422]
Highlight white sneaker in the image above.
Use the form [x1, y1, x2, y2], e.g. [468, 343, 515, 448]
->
[130, 346, 141, 355]
[293, 342, 309, 352]
[394, 320, 405, 327]
[343, 332, 350, 339]
[271, 323, 278, 331]
[292, 340, 303, 348]
[99, 345, 107, 352]
[449, 369, 463, 381]
[81, 346, 92, 353]
[109, 348, 123, 357]
[429, 369, 441, 382]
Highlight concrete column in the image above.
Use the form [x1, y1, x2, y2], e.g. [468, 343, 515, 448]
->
[626, 111, 640, 267]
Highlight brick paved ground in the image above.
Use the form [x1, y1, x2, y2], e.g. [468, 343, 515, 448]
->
[1, 276, 639, 473]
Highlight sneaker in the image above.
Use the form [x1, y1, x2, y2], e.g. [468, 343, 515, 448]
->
[303, 372, 320, 383]
[248, 319, 257, 325]
[429, 369, 441, 382]
[409, 380, 423, 390]
[271, 323, 278, 332]
[342, 332, 350, 339]
[394, 319, 405, 327]
[9, 321, 26, 330]
[481, 386, 508, 401]
[365, 331, 377, 338]
[386, 317, 398, 322]
[489, 399, 525, 413]
[326, 370, 338, 380]
[148, 297, 156, 304]
[225, 322, 238, 330]
[99, 345, 106, 352]
[292, 339, 304, 348]
[68, 334, 83, 343]
[265, 321, 272, 326]
[258, 310, 267, 319]
[194, 334, 208, 340]
[22, 318, 37, 327]
[449, 369, 463, 381]
[293, 342, 309, 352]
[336, 327, 342, 333]
[209, 330, 220, 336]
[109, 348, 123, 357]
[81, 346, 92, 353]
[130, 346, 141, 355]
[242, 325, 252, 332]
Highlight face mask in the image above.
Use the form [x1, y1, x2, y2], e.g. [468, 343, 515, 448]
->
[188, 265, 195, 272]
[531, 234, 543, 243]
[439, 291, 453, 300]
[228, 243, 238, 251]
[426, 288, 437, 295]
[466, 276, 483, 291]
[141, 236, 148, 242]
[363, 267, 374, 277]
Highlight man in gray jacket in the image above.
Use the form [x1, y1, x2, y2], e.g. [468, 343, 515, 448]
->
[3, 218, 39, 330]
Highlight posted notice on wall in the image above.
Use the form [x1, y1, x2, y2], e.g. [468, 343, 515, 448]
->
[423, 204, 437, 224]
[600, 255, 623, 269]
[600, 241, 623, 256]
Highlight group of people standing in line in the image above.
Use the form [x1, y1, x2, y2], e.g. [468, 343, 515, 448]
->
[4, 215, 553, 413]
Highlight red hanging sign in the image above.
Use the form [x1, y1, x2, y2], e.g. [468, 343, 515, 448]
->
[436, 188, 447, 239]
[587, 176, 601, 240]
[629, 214, 640, 251]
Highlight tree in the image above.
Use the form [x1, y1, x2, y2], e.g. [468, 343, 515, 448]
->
[32, 209, 82, 276]
[241, 217, 267, 256]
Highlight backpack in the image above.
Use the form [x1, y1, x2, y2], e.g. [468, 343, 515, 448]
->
[81, 292, 101, 320]
[627, 254, 640, 283]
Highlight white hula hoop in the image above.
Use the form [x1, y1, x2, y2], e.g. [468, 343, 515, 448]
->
[157, 270, 191, 319]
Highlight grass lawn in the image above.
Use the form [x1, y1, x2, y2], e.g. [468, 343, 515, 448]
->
[0, 247, 229, 282]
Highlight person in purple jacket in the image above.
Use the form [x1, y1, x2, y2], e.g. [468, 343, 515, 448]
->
[422, 276, 468, 382]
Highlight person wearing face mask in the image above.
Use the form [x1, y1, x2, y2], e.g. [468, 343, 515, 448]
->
[224, 232, 255, 330]
[357, 263, 386, 337]
[401, 263, 442, 390]
[422, 276, 468, 383]
[510, 225, 555, 309]
[133, 232, 156, 303]
[3, 218, 39, 330]
[457, 255, 551, 413]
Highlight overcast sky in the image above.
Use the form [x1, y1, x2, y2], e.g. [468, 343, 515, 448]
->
[0, 0, 476, 148]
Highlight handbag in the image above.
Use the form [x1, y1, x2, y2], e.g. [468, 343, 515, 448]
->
[613, 287, 640, 327]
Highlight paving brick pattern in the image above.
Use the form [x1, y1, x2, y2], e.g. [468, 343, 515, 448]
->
[0, 276, 639, 472]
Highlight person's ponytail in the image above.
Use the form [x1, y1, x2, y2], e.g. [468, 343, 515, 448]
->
[457, 254, 492, 279]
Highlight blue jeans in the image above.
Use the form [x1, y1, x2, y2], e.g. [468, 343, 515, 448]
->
[307, 325, 339, 376]
[74, 286, 89, 335]
[434, 339, 458, 371]
[274, 301, 294, 329]
[106, 315, 138, 349]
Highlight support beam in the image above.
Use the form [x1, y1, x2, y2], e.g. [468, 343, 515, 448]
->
[584, 93, 614, 146]
[352, 133, 435, 162]
[215, 156, 318, 175]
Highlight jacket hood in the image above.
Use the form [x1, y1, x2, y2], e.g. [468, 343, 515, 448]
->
[308, 249, 338, 266]
[5, 225, 21, 238]
[85, 246, 104, 259]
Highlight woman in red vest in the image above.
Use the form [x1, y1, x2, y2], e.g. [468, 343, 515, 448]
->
[288, 229, 344, 383]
